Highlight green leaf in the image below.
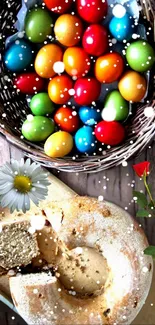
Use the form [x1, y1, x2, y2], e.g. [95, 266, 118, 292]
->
[144, 246, 155, 259]
[136, 210, 149, 217]
[148, 201, 155, 209]
[133, 191, 148, 208]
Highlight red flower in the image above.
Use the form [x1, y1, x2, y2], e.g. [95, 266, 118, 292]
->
[133, 161, 150, 177]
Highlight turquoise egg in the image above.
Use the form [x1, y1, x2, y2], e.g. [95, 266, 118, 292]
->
[75, 126, 96, 154]
[22, 116, 55, 142]
[4, 39, 33, 72]
[79, 106, 101, 126]
[109, 13, 134, 41]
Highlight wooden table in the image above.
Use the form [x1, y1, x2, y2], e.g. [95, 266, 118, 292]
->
[0, 134, 155, 325]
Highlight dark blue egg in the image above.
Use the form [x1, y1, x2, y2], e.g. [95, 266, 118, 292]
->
[75, 126, 96, 154]
[4, 39, 33, 72]
[109, 13, 134, 42]
[79, 106, 101, 126]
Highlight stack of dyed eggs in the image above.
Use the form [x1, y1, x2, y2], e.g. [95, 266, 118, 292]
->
[4, 0, 155, 158]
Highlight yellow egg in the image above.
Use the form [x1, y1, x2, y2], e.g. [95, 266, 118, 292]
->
[34, 44, 63, 78]
[44, 131, 73, 157]
[118, 71, 147, 102]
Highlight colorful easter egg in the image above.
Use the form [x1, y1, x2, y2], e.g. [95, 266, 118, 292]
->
[54, 107, 79, 133]
[74, 77, 101, 105]
[30, 93, 55, 116]
[35, 44, 63, 78]
[44, 131, 73, 157]
[63, 47, 91, 78]
[95, 52, 124, 83]
[126, 40, 155, 72]
[76, 0, 108, 23]
[101, 90, 129, 121]
[118, 71, 147, 102]
[75, 126, 96, 153]
[82, 24, 109, 56]
[22, 116, 55, 142]
[14, 73, 45, 94]
[48, 74, 73, 104]
[4, 39, 33, 72]
[79, 106, 101, 125]
[25, 8, 53, 43]
[95, 121, 125, 145]
[109, 13, 134, 41]
[54, 14, 83, 47]
[44, 0, 73, 13]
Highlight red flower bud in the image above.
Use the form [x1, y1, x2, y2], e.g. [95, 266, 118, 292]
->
[133, 161, 150, 177]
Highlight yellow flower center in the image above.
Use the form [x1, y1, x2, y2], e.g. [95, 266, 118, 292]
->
[14, 175, 32, 193]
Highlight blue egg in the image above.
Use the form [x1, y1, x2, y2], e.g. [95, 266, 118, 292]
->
[79, 106, 101, 126]
[4, 39, 33, 72]
[75, 126, 96, 154]
[109, 13, 134, 42]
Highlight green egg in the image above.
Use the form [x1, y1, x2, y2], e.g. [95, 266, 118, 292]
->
[126, 40, 155, 73]
[102, 90, 129, 121]
[22, 116, 55, 142]
[30, 93, 55, 116]
[25, 8, 53, 43]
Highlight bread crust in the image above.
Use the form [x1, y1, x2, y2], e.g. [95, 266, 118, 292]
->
[9, 197, 153, 325]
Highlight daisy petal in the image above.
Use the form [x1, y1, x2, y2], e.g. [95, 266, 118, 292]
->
[1, 189, 18, 207]
[0, 174, 13, 183]
[17, 194, 25, 211]
[0, 166, 13, 177]
[31, 173, 49, 182]
[34, 189, 48, 197]
[10, 160, 20, 174]
[28, 191, 39, 206]
[24, 194, 30, 211]
[32, 190, 47, 200]
[30, 166, 43, 179]
[26, 162, 38, 175]
[32, 183, 48, 189]
[0, 183, 13, 194]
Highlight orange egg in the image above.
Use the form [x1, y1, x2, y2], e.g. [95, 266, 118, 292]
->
[48, 74, 74, 104]
[118, 71, 147, 102]
[54, 14, 83, 47]
[94, 52, 124, 83]
[34, 44, 63, 78]
[63, 47, 91, 78]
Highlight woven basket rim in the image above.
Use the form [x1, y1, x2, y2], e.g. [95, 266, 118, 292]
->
[0, 0, 155, 172]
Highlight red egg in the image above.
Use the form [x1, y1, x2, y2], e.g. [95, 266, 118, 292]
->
[95, 52, 124, 83]
[14, 73, 45, 94]
[63, 47, 91, 78]
[74, 77, 101, 105]
[44, 0, 73, 13]
[54, 106, 79, 133]
[95, 121, 125, 146]
[76, 0, 108, 23]
[48, 74, 73, 105]
[82, 24, 109, 56]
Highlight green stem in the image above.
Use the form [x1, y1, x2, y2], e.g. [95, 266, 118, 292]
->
[143, 174, 155, 208]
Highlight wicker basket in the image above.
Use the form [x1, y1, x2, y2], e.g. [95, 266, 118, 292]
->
[0, 0, 155, 173]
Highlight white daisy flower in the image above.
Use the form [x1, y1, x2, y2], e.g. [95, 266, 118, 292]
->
[0, 158, 50, 213]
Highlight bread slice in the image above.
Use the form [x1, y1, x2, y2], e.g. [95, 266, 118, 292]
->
[0, 273, 10, 297]
[9, 272, 93, 325]
[0, 204, 66, 271]
[0, 220, 39, 269]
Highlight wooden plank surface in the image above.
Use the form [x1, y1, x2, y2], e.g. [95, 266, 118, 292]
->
[0, 134, 155, 325]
